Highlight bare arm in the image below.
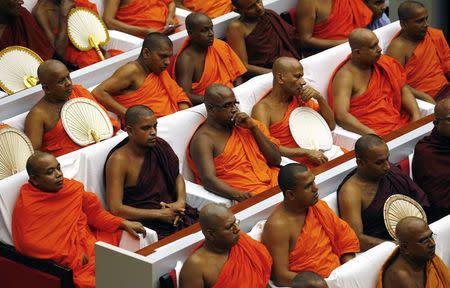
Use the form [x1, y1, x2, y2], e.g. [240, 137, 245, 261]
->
[340, 253, 355, 264]
[407, 84, 435, 104]
[400, 85, 422, 122]
[175, 52, 205, 105]
[383, 269, 418, 288]
[166, 1, 176, 25]
[174, 0, 188, 10]
[385, 41, 407, 66]
[179, 255, 205, 288]
[24, 108, 45, 150]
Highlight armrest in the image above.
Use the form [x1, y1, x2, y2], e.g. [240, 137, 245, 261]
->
[416, 99, 435, 117]
[332, 126, 361, 151]
[118, 227, 158, 252]
[185, 180, 233, 209]
[105, 30, 143, 51]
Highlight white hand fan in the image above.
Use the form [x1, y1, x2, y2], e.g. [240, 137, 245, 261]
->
[67, 7, 109, 61]
[383, 194, 427, 240]
[61, 97, 113, 146]
[289, 107, 333, 151]
[0, 127, 34, 180]
[0, 46, 43, 95]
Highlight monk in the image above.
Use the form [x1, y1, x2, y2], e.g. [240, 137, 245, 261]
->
[296, 0, 373, 55]
[413, 98, 450, 221]
[103, 0, 178, 38]
[292, 271, 329, 288]
[252, 57, 336, 168]
[377, 217, 450, 288]
[93, 33, 191, 120]
[12, 152, 146, 288]
[33, 0, 120, 69]
[173, 12, 246, 105]
[366, 0, 390, 30]
[179, 203, 272, 288]
[337, 134, 430, 251]
[262, 163, 359, 286]
[176, 0, 232, 19]
[24, 60, 120, 157]
[0, 0, 53, 60]
[226, 0, 301, 77]
[329, 28, 422, 136]
[104, 105, 198, 240]
[386, 1, 450, 103]
[188, 84, 281, 201]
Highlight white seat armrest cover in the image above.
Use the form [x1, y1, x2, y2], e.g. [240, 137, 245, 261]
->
[247, 220, 267, 242]
[118, 227, 158, 252]
[322, 192, 338, 215]
[185, 180, 232, 209]
[332, 126, 361, 151]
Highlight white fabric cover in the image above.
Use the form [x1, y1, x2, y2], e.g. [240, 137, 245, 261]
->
[118, 227, 158, 252]
[247, 220, 267, 242]
[322, 192, 339, 214]
[3, 111, 28, 131]
[430, 214, 450, 266]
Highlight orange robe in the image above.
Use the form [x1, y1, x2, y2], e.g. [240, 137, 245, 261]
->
[328, 55, 410, 136]
[0, 123, 9, 129]
[211, 233, 272, 288]
[115, 0, 178, 35]
[172, 38, 247, 96]
[376, 248, 450, 288]
[188, 120, 280, 195]
[12, 178, 124, 288]
[41, 85, 120, 157]
[182, 0, 232, 19]
[313, 0, 372, 40]
[289, 200, 360, 278]
[114, 70, 191, 118]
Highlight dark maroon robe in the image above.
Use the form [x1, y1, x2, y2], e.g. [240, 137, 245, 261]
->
[337, 165, 430, 240]
[435, 84, 450, 102]
[105, 137, 198, 240]
[413, 128, 450, 220]
[244, 9, 301, 69]
[0, 7, 54, 60]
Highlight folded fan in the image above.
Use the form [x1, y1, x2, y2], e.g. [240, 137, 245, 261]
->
[0, 46, 43, 95]
[67, 7, 109, 61]
[61, 97, 113, 146]
[0, 127, 34, 180]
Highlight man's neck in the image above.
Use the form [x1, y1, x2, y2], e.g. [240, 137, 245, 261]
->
[127, 141, 148, 157]
[136, 58, 151, 75]
[282, 201, 308, 216]
[355, 169, 382, 184]
[189, 41, 209, 54]
[399, 31, 422, 44]
[205, 118, 233, 132]
[399, 253, 427, 272]
[268, 84, 292, 104]
[43, 95, 68, 105]
[350, 57, 373, 71]
[203, 241, 231, 255]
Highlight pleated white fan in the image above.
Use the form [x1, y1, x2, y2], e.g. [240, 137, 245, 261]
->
[0, 127, 34, 180]
[383, 194, 427, 240]
[0, 46, 43, 95]
[61, 97, 113, 146]
[67, 7, 109, 61]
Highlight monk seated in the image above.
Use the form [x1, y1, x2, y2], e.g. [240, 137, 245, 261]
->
[0, 0, 53, 60]
[376, 217, 450, 288]
[296, 0, 372, 55]
[338, 135, 430, 251]
[252, 57, 336, 168]
[292, 271, 328, 288]
[188, 83, 281, 202]
[329, 28, 422, 136]
[386, 1, 450, 103]
[262, 163, 359, 286]
[413, 99, 450, 221]
[103, 0, 179, 38]
[175, 0, 232, 19]
[105, 105, 198, 240]
[172, 12, 246, 105]
[12, 152, 146, 288]
[93, 32, 191, 121]
[226, 0, 301, 77]
[179, 203, 272, 287]
[24, 60, 120, 157]
[366, 0, 390, 30]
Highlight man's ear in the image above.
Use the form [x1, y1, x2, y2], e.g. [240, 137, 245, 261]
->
[29, 175, 38, 187]
[276, 72, 284, 85]
[204, 228, 215, 240]
[142, 47, 152, 58]
[285, 188, 295, 201]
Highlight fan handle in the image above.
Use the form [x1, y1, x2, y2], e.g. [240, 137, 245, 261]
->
[23, 75, 39, 88]
[88, 35, 105, 61]
[90, 130, 100, 143]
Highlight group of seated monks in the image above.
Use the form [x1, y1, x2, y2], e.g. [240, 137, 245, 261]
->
[2, 0, 450, 287]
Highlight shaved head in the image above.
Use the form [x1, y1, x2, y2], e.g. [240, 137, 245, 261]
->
[204, 83, 234, 106]
[434, 98, 450, 119]
[398, 1, 425, 21]
[199, 203, 231, 231]
[272, 57, 301, 76]
[125, 105, 155, 126]
[355, 134, 385, 159]
[396, 216, 428, 243]
[292, 271, 328, 288]
[141, 32, 172, 54]
[26, 152, 55, 176]
[349, 28, 377, 50]
[278, 163, 308, 194]
[185, 12, 210, 31]
[37, 60, 68, 85]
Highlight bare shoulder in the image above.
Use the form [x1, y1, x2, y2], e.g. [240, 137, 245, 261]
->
[182, 248, 207, 272]
[334, 63, 353, 82]
[383, 260, 411, 287]
[264, 207, 288, 233]
[227, 19, 245, 34]
[27, 100, 48, 121]
[106, 146, 130, 167]
[252, 100, 270, 116]
[386, 37, 408, 56]
[191, 125, 214, 144]
[339, 176, 361, 198]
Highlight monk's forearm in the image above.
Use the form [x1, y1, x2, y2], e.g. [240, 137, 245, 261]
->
[166, 2, 176, 23]
[316, 96, 336, 130]
[301, 36, 347, 51]
[174, 0, 187, 10]
[408, 85, 435, 104]
[401, 86, 422, 121]
[104, 18, 154, 38]
[93, 90, 127, 117]
[202, 177, 246, 201]
[244, 64, 271, 77]
[250, 126, 281, 166]
[175, 174, 187, 205]
[279, 146, 312, 158]
[335, 112, 375, 136]
[358, 234, 386, 251]
[186, 92, 204, 106]
[111, 203, 170, 221]
[272, 270, 298, 287]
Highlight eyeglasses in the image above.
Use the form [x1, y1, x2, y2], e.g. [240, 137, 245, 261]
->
[210, 101, 240, 110]
[226, 218, 241, 230]
[418, 233, 436, 245]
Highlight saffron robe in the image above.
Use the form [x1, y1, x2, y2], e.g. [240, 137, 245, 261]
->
[188, 120, 280, 195]
[115, 0, 178, 35]
[12, 178, 124, 288]
[172, 38, 247, 96]
[0, 7, 54, 60]
[182, 0, 232, 19]
[413, 128, 450, 220]
[105, 137, 198, 240]
[244, 9, 301, 69]
[114, 70, 191, 118]
[41, 85, 120, 157]
[313, 0, 372, 40]
[376, 248, 450, 288]
[0, 123, 9, 129]
[328, 55, 410, 136]
[289, 200, 360, 278]
[337, 166, 430, 240]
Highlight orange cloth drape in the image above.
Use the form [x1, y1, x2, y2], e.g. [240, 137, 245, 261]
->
[188, 120, 280, 195]
[376, 248, 450, 288]
[12, 178, 124, 288]
[328, 55, 410, 136]
[0, 123, 10, 129]
[313, 0, 372, 40]
[212, 233, 272, 288]
[41, 85, 120, 157]
[115, 70, 191, 118]
[172, 38, 247, 96]
[288, 200, 360, 278]
[182, 0, 232, 19]
[115, 0, 178, 34]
